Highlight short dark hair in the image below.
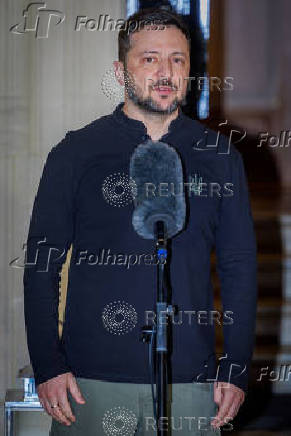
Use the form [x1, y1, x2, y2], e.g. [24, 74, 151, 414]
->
[118, 8, 191, 66]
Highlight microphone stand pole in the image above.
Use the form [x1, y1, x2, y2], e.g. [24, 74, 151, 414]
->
[154, 220, 172, 436]
[140, 220, 175, 435]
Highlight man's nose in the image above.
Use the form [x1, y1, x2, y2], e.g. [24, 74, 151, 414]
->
[157, 58, 173, 79]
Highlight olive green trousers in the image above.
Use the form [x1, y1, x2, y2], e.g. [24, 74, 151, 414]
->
[49, 378, 221, 436]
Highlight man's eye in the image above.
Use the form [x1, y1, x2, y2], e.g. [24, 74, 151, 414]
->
[144, 57, 155, 63]
[173, 58, 184, 64]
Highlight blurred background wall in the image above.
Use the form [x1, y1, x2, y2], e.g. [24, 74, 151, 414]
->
[1, 0, 291, 434]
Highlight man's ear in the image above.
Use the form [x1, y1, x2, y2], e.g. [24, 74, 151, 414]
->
[113, 61, 125, 86]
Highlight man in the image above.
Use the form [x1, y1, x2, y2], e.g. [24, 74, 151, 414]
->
[23, 8, 257, 436]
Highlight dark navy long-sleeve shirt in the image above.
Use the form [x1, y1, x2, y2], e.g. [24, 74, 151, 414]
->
[23, 102, 257, 393]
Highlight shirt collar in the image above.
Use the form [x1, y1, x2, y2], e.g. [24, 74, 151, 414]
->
[111, 101, 187, 139]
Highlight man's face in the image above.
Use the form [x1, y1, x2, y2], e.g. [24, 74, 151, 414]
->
[122, 25, 190, 114]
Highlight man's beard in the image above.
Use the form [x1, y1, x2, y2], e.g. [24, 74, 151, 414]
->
[124, 70, 187, 115]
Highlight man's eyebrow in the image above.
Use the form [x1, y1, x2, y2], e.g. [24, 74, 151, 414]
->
[141, 51, 160, 55]
[140, 51, 187, 56]
[171, 51, 187, 56]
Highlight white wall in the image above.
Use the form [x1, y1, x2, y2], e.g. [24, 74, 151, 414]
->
[0, 0, 125, 434]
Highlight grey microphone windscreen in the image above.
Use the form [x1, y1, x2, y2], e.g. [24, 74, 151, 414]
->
[129, 139, 186, 239]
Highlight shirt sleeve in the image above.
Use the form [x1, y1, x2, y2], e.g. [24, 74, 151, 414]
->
[23, 132, 75, 387]
[215, 149, 258, 394]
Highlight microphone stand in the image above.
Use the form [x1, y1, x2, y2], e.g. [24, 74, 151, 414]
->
[141, 220, 175, 436]
[155, 220, 169, 436]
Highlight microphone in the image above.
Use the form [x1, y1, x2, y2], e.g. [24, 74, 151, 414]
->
[129, 139, 186, 240]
